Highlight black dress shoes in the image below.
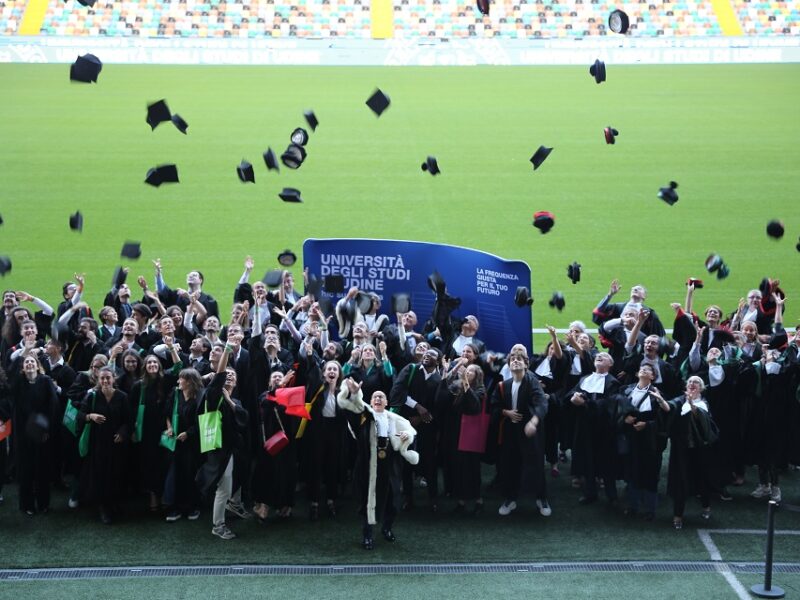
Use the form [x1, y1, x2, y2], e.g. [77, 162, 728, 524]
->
[381, 528, 396, 542]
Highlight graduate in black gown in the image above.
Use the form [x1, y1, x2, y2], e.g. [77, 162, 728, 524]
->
[78, 366, 130, 524]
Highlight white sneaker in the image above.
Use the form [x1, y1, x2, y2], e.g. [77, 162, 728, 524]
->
[536, 499, 552, 517]
[498, 501, 517, 516]
[68, 498, 79, 509]
[418, 477, 428, 489]
[770, 486, 782, 503]
[750, 484, 771, 499]
[212, 524, 236, 540]
[226, 501, 252, 519]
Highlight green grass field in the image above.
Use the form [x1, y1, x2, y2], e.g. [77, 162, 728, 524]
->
[2, 64, 799, 338]
[2, 62, 800, 598]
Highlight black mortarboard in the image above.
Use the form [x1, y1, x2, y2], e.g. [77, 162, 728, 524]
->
[705, 254, 723, 273]
[69, 211, 84, 232]
[657, 181, 679, 205]
[530, 145, 553, 170]
[590, 59, 606, 84]
[324, 275, 345, 294]
[121, 241, 141, 260]
[476, 0, 490, 15]
[146, 99, 172, 130]
[281, 144, 307, 169]
[278, 187, 303, 203]
[356, 292, 374, 315]
[25, 413, 49, 444]
[549, 292, 565, 311]
[687, 278, 704, 289]
[514, 286, 533, 307]
[237, 160, 255, 183]
[0, 256, 11, 276]
[366, 88, 391, 116]
[277, 250, 297, 267]
[392, 292, 411, 314]
[705, 254, 730, 280]
[290, 128, 309, 146]
[263, 147, 280, 171]
[76, 0, 97, 6]
[796, 237, 800, 252]
[532, 211, 555, 234]
[112, 265, 127, 288]
[567, 261, 581, 284]
[145, 164, 179, 187]
[608, 9, 630, 34]
[263, 269, 284, 288]
[70, 53, 102, 83]
[171, 114, 188, 134]
[306, 276, 322, 298]
[304, 110, 318, 131]
[421, 156, 440, 175]
[427, 271, 447, 296]
[766, 220, 784, 239]
[0, 215, 3, 225]
[317, 296, 333, 317]
[604, 127, 619, 144]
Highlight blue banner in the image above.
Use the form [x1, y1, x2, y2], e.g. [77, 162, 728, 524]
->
[302, 238, 532, 354]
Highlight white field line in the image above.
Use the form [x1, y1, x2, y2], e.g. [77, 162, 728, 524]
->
[697, 528, 800, 600]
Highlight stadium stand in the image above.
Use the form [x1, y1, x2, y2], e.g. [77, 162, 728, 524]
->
[1, 0, 797, 38]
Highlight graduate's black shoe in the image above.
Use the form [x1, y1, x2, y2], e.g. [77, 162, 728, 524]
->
[452, 503, 466, 515]
[362, 536, 374, 550]
[381, 528, 396, 542]
[472, 502, 484, 516]
[578, 496, 598, 505]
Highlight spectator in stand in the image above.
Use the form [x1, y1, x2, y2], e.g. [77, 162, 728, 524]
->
[593, 279, 665, 338]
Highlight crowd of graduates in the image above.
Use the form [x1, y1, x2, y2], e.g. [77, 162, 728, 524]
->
[0, 257, 797, 544]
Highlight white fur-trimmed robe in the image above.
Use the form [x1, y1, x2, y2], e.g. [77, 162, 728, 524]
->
[338, 388, 418, 525]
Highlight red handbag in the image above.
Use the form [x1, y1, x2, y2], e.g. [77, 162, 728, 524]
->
[457, 394, 490, 454]
[263, 407, 289, 456]
[0, 419, 11, 442]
